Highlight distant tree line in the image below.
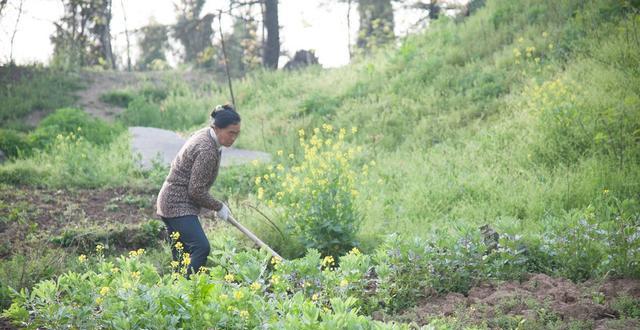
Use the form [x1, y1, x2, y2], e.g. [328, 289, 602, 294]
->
[42, 0, 479, 74]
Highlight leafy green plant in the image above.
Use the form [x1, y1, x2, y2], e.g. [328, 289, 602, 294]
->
[30, 107, 122, 149]
[255, 126, 366, 257]
[99, 90, 135, 107]
[0, 128, 32, 158]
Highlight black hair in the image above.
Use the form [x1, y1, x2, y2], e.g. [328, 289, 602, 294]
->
[210, 104, 241, 128]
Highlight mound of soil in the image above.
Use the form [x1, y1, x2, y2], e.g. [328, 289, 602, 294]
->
[390, 273, 640, 329]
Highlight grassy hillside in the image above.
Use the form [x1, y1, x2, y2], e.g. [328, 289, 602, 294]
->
[1, 0, 639, 328]
[2, 0, 638, 245]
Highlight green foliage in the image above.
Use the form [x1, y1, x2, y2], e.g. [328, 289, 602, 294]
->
[611, 295, 640, 318]
[2, 244, 410, 329]
[0, 65, 80, 127]
[118, 84, 210, 130]
[2, 131, 142, 188]
[99, 90, 135, 108]
[0, 247, 76, 311]
[30, 108, 123, 149]
[255, 126, 365, 257]
[0, 129, 32, 158]
[51, 220, 165, 254]
[137, 21, 170, 71]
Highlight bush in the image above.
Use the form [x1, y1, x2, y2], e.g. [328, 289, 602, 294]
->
[30, 108, 121, 149]
[0, 129, 32, 158]
[3, 131, 141, 188]
[0, 164, 44, 185]
[255, 126, 366, 257]
[99, 90, 135, 108]
[118, 96, 162, 127]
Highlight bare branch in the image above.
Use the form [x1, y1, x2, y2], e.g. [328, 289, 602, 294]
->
[10, 0, 25, 63]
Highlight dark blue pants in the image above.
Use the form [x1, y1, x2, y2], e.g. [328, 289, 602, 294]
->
[161, 215, 210, 275]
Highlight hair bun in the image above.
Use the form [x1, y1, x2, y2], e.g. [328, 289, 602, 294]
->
[211, 104, 235, 119]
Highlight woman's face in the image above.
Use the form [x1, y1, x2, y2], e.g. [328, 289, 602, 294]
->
[215, 123, 241, 147]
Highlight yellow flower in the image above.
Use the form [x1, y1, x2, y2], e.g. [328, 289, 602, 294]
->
[340, 279, 349, 287]
[95, 244, 104, 254]
[225, 273, 235, 282]
[603, 189, 609, 194]
[351, 126, 358, 134]
[312, 293, 319, 301]
[350, 247, 361, 255]
[136, 248, 145, 255]
[251, 160, 259, 166]
[234, 290, 244, 300]
[271, 256, 282, 265]
[288, 153, 294, 159]
[175, 242, 184, 250]
[170, 231, 180, 241]
[100, 287, 110, 296]
[78, 254, 87, 263]
[250, 282, 262, 291]
[255, 176, 262, 185]
[270, 275, 280, 285]
[171, 261, 179, 268]
[240, 310, 249, 318]
[95, 297, 103, 304]
[322, 255, 335, 267]
[298, 129, 305, 137]
[277, 150, 284, 156]
[257, 187, 265, 200]
[131, 271, 140, 279]
[182, 253, 191, 266]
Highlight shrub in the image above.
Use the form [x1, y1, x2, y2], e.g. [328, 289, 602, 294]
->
[30, 108, 121, 149]
[99, 90, 135, 107]
[255, 126, 366, 257]
[118, 96, 162, 128]
[0, 129, 32, 158]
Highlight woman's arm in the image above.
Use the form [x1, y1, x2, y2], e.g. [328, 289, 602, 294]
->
[187, 149, 223, 211]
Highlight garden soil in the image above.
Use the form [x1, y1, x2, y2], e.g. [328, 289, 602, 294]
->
[387, 273, 640, 329]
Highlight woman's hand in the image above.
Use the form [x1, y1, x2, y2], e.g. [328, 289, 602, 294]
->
[217, 203, 232, 221]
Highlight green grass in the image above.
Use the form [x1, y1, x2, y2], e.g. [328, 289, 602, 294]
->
[0, 65, 82, 130]
[0, 0, 638, 274]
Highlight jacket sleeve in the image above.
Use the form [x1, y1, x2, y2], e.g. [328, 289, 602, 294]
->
[187, 148, 223, 211]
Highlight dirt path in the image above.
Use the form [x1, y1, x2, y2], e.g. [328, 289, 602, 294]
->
[76, 70, 216, 122]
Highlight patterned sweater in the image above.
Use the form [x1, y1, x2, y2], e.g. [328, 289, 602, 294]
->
[156, 127, 223, 218]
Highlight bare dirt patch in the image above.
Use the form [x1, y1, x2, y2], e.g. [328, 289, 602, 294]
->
[0, 185, 159, 256]
[390, 273, 640, 329]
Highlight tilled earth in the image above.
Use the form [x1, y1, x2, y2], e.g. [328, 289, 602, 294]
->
[0, 185, 159, 257]
[389, 273, 640, 329]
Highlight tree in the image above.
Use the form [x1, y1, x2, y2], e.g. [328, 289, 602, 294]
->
[137, 19, 170, 70]
[262, 0, 279, 69]
[173, 0, 215, 64]
[50, 0, 116, 69]
[356, 0, 395, 54]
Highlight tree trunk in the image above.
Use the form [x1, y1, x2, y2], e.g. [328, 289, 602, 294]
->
[100, 0, 116, 69]
[262, 0, 279, 69]
[356, 0, 394, 53]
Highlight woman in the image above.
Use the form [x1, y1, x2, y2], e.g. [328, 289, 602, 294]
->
[156, 104, 241, 275]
